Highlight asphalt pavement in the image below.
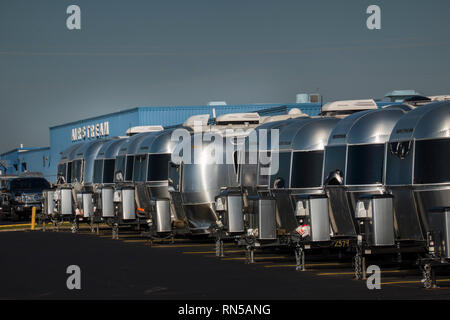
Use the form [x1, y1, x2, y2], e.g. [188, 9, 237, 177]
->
[1, 228, 450, 300]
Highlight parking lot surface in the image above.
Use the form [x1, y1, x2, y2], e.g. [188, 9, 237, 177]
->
[1, 228, 450, 300]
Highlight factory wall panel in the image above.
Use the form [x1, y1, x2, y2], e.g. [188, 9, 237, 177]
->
[48, 109, 141, 180]
[137, 104, 321, 127]
[0, 150, 20, 175]
[18, 148, 52, 181]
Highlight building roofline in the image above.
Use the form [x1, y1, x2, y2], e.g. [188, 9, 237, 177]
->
[0, 146, 50, 157]
[48, 103, 322, 130]
[49, 107, 140, 130]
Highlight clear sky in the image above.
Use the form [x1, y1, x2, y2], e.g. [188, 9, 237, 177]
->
[0, 0, 449, 152]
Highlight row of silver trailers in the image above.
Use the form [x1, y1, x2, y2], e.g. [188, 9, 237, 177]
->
[41, 98, 450, 288]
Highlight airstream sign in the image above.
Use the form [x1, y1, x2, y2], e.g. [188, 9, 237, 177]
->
[71, 121, 110, 141]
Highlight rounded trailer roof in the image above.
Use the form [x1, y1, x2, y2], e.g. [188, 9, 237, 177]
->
[247, 117, 305, 151]
[60, 142, 84, 162]
[95, 138, 128, 160]
[327, 106, 407, 146]
[389, 101, 450, 142]
[73, 139, 109, 160]
[134, 130, 169, 155]
[116, 131, 158, 156]
[149, 127, 189, 154]
[286, 117, 339, 152]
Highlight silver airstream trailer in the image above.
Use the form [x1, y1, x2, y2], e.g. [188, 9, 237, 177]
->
[92, 137, 128, 224]
[132, 126, 192, 240]
[269, 117, 340, 269]
[323, 105, 412, 279]
[110, 127, 163, 238]
[213, 115, 305, 257]
[42, 142, 84, 225]
[386, 101, 450, 287]
[171, 113, 262, 238]
[65, 139, 111, 232]
[224, 117, 339, 265]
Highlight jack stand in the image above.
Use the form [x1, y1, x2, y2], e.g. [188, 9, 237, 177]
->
[295, 246, 306, 271]
[215, 236, 225, 257]
[245, 245, 255, 264]
[422, 263, 438, 289]
[90, 216, 95, 233]
[71, 219, 79, 234]
[354, 246, 366, 280]
[112, 223, 119, 240]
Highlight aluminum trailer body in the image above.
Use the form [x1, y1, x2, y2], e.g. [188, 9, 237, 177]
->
[386, 101, 450, 287]
[92, 138, 128, 224]
[111, 129, 163, 237]
[132, 126, 192, 239]
[322, 105, 414, 278]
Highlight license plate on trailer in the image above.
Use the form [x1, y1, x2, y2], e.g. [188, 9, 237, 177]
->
[333, 240, 350, 248]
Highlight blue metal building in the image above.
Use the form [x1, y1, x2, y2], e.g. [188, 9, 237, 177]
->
[1, 103, 321, 182]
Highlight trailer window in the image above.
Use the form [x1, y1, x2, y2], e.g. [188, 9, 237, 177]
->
[71, 160, 83, 183]
[147, 154, 171, 181]
[346, 144, 384, 185]
[103, 159, 115, 183]
[93, 160, 103, 184]
[323, 145, 346, 184]
[57, 163, 66, 182]
[414, 139, 450, 184]
[269, 152, 291, 188]
[114, 156, 126, 182]
[291, 151, 324, 188]
[133, 155, 147, 182]
[67, 162, 72, 183]
[125, 155, 134, 181]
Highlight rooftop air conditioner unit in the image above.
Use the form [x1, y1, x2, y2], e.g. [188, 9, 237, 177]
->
[215, 112, 260, 125]
[429, 95, 450, 101]
[321, 99, 378, 113]
[126, 125, 164, 136]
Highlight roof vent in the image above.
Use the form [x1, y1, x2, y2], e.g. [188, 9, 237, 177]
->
[126, 125, 164, 136]
[288, 108, 307, 116]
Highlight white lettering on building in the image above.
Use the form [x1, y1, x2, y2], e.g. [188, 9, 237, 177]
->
[71, 121, 110, 141]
